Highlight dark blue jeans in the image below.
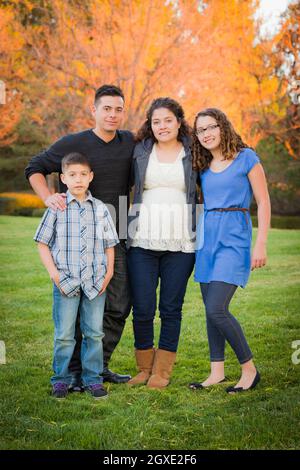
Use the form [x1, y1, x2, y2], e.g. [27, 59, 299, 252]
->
[200, 281, 253, 365]
[127, 247, 195, 352]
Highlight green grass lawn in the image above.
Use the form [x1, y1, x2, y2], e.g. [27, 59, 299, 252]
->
[0, 215, 299, 450]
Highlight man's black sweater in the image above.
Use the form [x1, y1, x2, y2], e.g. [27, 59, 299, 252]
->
[25, 129, 135, 238]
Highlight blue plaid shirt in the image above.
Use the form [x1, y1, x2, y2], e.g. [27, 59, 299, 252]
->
[34, 190, 119, 300]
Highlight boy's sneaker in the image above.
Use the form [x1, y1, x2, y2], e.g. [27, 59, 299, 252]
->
[52, 382, 68, 399]
[85, 383, 108, 399]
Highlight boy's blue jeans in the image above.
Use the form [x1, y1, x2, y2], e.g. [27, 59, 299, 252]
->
[51, 285, 106, 387]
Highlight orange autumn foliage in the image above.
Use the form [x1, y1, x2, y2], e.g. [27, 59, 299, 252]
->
[0, 7, 23, 146]
[0, 0, 297, 157]
[0, 192, 45, 208]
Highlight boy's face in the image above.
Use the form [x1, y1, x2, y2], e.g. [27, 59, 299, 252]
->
[60, 164, 94, 198]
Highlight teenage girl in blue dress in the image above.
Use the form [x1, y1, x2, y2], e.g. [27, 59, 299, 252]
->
[189, 108, 271, 393]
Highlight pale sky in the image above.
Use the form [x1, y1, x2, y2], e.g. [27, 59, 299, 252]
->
[255, 0, 294, 36]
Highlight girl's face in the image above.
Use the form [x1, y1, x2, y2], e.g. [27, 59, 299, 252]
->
[151, 107, 181, 143]
[195, 115, 221, 151]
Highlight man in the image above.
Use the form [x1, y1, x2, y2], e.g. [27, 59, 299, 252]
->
[25, 84, 134, 386]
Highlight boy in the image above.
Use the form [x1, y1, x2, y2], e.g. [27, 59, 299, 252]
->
[34, 152, 119, 399]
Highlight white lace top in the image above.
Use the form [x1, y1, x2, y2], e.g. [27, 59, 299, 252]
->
[131, 145, 195, 253]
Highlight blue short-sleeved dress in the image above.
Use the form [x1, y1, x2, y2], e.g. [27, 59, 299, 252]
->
[194, 148, 260, 288]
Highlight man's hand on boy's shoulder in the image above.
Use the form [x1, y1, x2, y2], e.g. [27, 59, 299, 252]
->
[45, 192, 67, 211]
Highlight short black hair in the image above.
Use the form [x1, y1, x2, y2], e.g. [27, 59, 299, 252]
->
[61, 152, 92, 173]
[94, 84, 125, 105]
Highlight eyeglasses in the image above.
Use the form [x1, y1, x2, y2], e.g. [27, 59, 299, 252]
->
[195, 124, 219, 136]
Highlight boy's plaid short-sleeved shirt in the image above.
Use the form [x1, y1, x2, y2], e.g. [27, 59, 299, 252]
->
[34, 190, 119, 300]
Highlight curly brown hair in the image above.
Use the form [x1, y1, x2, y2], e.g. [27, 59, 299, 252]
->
[192, 108, 250, 172]
[136, 97, 191, 143]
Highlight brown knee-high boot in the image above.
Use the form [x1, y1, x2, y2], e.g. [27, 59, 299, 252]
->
[127, 348, 155, 385]
[147, 349, 176, 389]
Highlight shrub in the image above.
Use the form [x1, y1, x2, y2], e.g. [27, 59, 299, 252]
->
[251, 215, 300, 229]
[0, 192, 45, 216]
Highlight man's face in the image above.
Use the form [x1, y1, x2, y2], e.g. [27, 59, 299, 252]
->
[92, 95, 125, 133]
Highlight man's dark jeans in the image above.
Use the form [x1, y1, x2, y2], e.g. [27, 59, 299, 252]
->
[69, 241, 131, 374]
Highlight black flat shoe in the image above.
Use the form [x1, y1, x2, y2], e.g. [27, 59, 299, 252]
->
[102, 368, 132, 384]
[226, 370, 260, 394]
[189, 377, 228, 390]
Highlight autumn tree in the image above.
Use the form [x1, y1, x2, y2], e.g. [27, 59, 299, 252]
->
[1, 0, 288, 143]
[0, 0, 298, 198]
[15, 0, 208, 135]
[0, 5, 24, 146]
[272, 0, 300, 159]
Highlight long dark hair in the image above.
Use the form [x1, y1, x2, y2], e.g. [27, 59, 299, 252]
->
[136, 97, 191, 143]
[192, 108, 250, 171]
